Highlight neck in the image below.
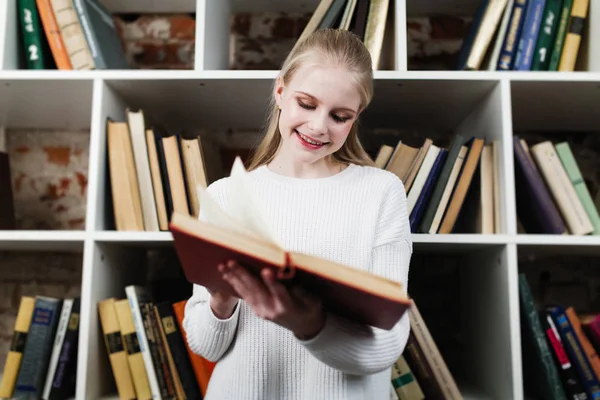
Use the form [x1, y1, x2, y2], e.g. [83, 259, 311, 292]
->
[268, 153, 346, 179]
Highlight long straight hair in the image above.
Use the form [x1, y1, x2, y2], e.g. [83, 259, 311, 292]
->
[247, 29, 377, 171]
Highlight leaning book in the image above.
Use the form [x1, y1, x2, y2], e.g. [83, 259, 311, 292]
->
[169, 158, 411, 330]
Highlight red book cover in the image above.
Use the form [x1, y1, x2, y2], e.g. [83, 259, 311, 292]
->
[169, 211, 410, 330]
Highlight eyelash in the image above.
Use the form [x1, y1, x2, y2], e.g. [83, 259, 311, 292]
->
[298, 101, 350, 123]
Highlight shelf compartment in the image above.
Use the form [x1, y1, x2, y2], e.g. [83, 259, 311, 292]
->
[78, 241, 191, 399]
[408, 244, 517, 399]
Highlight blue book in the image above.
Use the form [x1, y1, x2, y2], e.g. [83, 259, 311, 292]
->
[497, 0, 529, 70]
[410, 149, 447, 232]
[513, 0, 547, 70]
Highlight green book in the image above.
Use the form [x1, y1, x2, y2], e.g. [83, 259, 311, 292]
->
[531, 0, 563, 70]
[17, 0, 46, 69]
[547, 0, 573, 70]
[555, 142, 600, 235]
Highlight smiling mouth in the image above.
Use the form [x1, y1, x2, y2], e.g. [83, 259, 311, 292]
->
[295, 130, 329, 146]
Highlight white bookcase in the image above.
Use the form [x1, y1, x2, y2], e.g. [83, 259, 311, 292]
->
[1, 0, 600, 399]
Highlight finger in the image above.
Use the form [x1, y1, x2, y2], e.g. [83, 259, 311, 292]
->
[225, 261, 270, 302]
[262, 268, 295, 309]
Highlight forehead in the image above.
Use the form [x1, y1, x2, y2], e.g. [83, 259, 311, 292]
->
[287, 63, 361, 110]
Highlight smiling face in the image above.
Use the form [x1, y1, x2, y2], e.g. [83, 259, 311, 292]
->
[274, 61, 362, 167]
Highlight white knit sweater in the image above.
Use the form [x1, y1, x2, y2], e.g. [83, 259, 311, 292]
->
[183, 163, 413, 400]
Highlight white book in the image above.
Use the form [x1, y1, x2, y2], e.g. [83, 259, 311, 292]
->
[42, 299, 73, 400]
[125, 285, 162, 400]
[407, 145, 440, 215]
[127, 109, 159, 231]
[486, 0, 515, 70]
[429, 146, 468, 234]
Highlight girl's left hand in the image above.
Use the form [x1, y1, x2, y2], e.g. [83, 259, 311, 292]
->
[220, 260, 326, 340]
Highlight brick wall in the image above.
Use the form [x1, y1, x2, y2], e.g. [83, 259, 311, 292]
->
[7, 129, 89, 230]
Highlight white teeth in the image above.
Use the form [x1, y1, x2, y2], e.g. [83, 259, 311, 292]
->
[297, 131, 324, 146]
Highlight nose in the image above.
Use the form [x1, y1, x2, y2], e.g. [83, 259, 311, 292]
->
[307, 110, 328, 135]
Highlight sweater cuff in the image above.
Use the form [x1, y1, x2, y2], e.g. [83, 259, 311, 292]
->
[204, 299, 241, 333]
[296, 311, 347, 350]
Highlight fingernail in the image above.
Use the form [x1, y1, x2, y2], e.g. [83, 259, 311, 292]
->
[227, 260, 235, 268]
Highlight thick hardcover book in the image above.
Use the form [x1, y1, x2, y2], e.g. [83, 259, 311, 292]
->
[155, 302, 203, 400]
[513, 136, 567, 234]
[13, 296, 62, 400]
[169, 158, 410, 331]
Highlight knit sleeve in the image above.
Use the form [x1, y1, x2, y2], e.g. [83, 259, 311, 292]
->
[297, 176, 412, 375]
[182, 178, 242, 362]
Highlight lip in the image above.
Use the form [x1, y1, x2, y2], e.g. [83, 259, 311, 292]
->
[295, 130, 329, 146]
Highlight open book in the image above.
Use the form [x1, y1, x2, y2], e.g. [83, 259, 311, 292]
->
[169, 158, 411, 330]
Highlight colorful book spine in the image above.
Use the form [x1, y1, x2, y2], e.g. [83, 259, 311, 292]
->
[497, 0, 529, 70]
[17, 0, 47, 69]
[555, 142, 600, 235]
[513, 0, 547, 70]
[551, 305, 600, 399]
[548, 0, 574, 70]
[557, 0, 590, 71]
[0, 297, 35, 399]
[531, 0, 564, 70]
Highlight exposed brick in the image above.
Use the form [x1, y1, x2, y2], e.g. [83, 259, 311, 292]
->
[6, 130, 89, 230]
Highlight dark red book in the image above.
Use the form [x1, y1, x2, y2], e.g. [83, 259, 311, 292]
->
[169, 211, 410, 330]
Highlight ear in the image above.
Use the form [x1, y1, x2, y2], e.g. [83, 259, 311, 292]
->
[274, 75, 285, 108]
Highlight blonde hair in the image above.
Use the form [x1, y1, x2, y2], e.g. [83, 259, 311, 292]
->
[247, 29, 377, 171]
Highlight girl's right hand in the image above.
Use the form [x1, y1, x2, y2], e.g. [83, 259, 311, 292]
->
[208, 261, 240, 319]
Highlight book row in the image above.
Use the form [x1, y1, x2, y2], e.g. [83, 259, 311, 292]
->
[16, 0, 128, 70]
[375, 133, 600, 236]
[0, 296, 80, 400]
[458, 0, 589, 71]
[519, 273, 600, 399]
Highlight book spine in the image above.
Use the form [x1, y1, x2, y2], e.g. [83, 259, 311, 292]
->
[410, 149, 447, 232]
[391, 355, 425, 399]
[551, 306, 600, 399]
[125, 286, 162, 400]
[531, 0, 563, 70]
[141, 303, 171, 399]
[155, 302, 204, 400]
[512, 136, 567, 234]
[518, 274, 567, 400]
[18, 0, 47, 69]
[558, 0, 590, 71]
[566, 308, 600, 383]
[513, 0, 547, 70]
[14, 297, 62, 400]
[48, 0, 95, 69]
[35, 0, 72, 69]
[548, 0, 574, 70]
[41, 299, 73, 400]
[0, 297, 35, 399]
[144, 303, 176, 399]
[555, 142, 600, 236]
[530, 141, 593, 235]
[48, 297, 80, 400]
[541, 309, 588, 400]
[497, 0, 529, 70]
[402, 333, 445, 399]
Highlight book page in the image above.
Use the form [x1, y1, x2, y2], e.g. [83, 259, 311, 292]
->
[228, 157, 283, 247]
[196, 157, 283, 247]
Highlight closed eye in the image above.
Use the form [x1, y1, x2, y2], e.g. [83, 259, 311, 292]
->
[298, 101, 350, 123]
